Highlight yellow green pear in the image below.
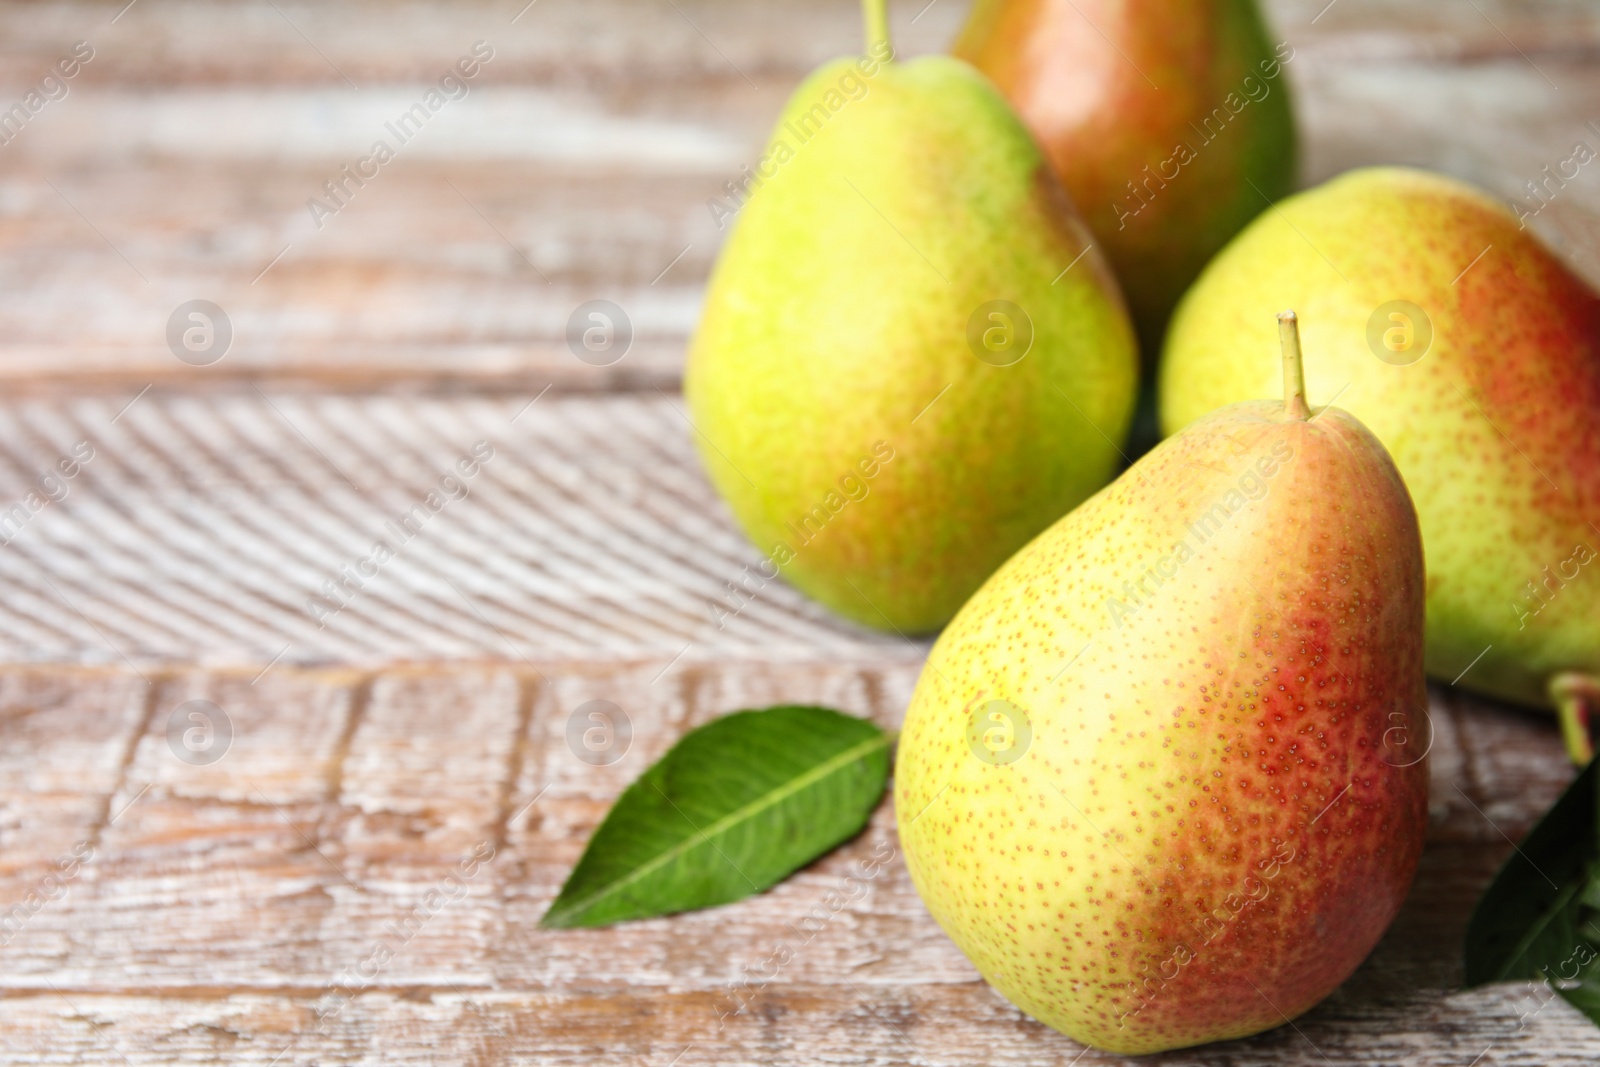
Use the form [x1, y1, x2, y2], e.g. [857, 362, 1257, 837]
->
[685, 0, 1137, 634]
[1160, 166, 1600, 759]
[897, 314, 1428, 1053]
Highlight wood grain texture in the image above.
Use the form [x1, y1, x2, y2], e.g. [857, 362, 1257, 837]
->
[3, 1, 1597, 1063]
[0, 392, 920, 666]
[0, 0, 1594, 393]
[0, 665, 1589, 1064]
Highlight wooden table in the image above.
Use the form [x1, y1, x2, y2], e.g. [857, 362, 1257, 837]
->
[2, 1, 1599, 1062]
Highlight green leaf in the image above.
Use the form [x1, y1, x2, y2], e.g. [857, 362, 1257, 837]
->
[541, 705, 891, 928]
[1551, 876, 1600, 1024]
[1582, 872, 1600, 912]
[1555, 927, 1600, 1023]
[1464, 759, 1597, 985]
[1554, 955, 1600, 1021]
[1483, 878, 1586, 985]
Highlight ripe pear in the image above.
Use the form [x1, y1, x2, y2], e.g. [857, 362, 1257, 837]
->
[897, 314, 1428, 1054]
[685, 0, 1138, 634]
[954, 0, 1296, 359]
[1161, 167, 1600, 758]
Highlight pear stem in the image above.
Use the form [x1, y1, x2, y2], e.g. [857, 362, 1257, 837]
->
[1551, 672, 1600, 766]
[1278, 310, 1311, 421]
[863, 0, 893, 61]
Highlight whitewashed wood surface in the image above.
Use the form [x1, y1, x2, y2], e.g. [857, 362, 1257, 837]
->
[0, 393, 912, 668]
[0, 0, 1593, 393]
[1, 0, 1598, 1063]
[0, 667, 1595, 1065]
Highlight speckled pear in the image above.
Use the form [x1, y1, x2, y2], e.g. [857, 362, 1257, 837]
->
[685, 0, 1137, 634]
[896, 314, 1428, 1054]
[1160, 167, 1600, 760]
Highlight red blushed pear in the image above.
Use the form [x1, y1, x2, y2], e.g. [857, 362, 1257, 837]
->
[955, 0, 1296, 361]
[1161, 167, 1600, 762]
[897, 313, 1428, 1054]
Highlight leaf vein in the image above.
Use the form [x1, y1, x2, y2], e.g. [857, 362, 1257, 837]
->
[546, 729, 890, 924]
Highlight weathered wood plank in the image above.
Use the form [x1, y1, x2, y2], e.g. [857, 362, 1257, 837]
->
[12, 670, 366, 989]
[0, 0, 1590, 88]
[0, 662, 1587, 1062]
[0, 668, 148, 877]
[0, 667, 1574, 975]
[0, 393, 920, 666]
[0, 1, 1593, 392]
[8, 390, 1595, 698]
[0, 662, 1585, 1062]
[4, 977, 1599, 1067]
[1, 2, 1595, 1063]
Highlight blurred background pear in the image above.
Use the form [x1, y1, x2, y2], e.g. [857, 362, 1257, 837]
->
[955, 0, 1296, 363]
